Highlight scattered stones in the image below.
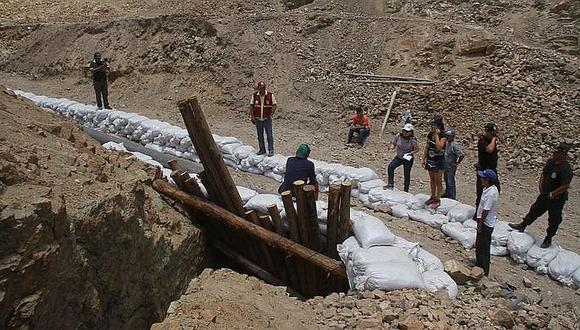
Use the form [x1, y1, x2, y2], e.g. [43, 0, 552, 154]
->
[523, 277, 533, 288]
[444, 260, 472, 285]
[492, 309, 515, 328]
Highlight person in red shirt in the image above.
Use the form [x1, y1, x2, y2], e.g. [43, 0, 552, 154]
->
[346, 106, 371, 149]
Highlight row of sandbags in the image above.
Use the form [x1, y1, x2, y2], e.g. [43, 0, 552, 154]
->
[353, 182, 580, 289]
[14, 90, 379, 191]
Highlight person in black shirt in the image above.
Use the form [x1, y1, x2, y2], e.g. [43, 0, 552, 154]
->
[422, 114, 447, 209]
[278, 144, 319, 196]
[89, 52, 111, 109]
[475, 123, 500, 211]
[509, 143, 573, 248]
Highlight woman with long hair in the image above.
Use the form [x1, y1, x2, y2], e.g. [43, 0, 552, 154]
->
[422, 114, 447, 208]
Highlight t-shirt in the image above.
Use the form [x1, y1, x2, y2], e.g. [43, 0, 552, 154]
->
[352, 114, 370, 129]
[445, 141, 465, 168]
[90, 59, 107, 81]
[477, 185, 499, 227]
[393, 133, 418, 159]
[541, 159, 573, 199]
[278, 157, 317, 193]
[477, 136, 498, 170]
[427, 132, 445, 160]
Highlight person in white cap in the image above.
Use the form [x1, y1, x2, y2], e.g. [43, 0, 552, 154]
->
[386, 123, 418, 192]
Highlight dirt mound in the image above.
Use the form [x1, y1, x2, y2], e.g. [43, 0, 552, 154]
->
[0, 87, 207, 328]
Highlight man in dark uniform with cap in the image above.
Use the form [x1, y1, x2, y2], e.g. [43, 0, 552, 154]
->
[89, 52, 111, 109]
[509, 142, 574, 248]
[475, 123, 500, 211]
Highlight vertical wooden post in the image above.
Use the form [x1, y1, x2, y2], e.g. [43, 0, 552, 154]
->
[177, 97, 245, 216]
[338, 181, 352, 242]
[326, 184, 341, 259]
[170, 170, 186, 189]
[245, 210, 276, 273]
[268, 204, 285, 236]
[293, 180, 310, 248]
[303, 185, 321, 252]
[182, 176, 204, 198]
[259, 215, 274, 232]
[281, 191, 300, 243]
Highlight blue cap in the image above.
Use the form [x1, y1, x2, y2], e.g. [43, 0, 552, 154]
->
[477, 169, 497, 182]
[445, 129, 456, 136]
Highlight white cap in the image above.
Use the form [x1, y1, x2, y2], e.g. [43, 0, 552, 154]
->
[402, 123, 414, 132]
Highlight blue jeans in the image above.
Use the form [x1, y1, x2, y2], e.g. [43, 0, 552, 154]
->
[443, 165, 457, 200]
[387, 156, 413, 192]
[347, 127, 370, 146]
[256, 118, 273, 153]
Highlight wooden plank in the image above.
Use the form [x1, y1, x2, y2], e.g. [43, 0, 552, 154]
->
[153, 179, 347, 282]
[281, 190, 300, 243]
[326, 184, 341, 259]
[359, 79, 434, 85]
[177, 97, 245, 216]
[379, 89, 398, 139]
[268, 204, 285, 236]
[303, 185, 321, 252]
[344, 72, 432, 82]
[338, 181, 352, 242]
[293, 180, 310, 248]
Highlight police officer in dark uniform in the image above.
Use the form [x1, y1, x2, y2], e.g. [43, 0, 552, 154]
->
[89, 52, 111, 109]
[475, 123, 500, 211]
[509, 142, 574, 248]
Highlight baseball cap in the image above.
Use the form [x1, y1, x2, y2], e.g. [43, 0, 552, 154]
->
[296, 144, 311, 159]
[257, 81, 266, 89]
[485, 122, 497, 132]
[402, 123, 414, 132]
[445, 129, 456, 136]
[431, 114, 443, 124]
[477, 169, 498, 182]
[555, 142, 571, 153]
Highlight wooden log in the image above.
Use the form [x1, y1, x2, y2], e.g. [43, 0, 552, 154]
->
[293, 180, 310, 248]
[177, 97, 245, 216]
[170, 170, 186, 190]
[183, 176, 204, 198]
[281, 190, 300, 243]
[153, 179, 347, 282]
[259, 215, 274, 232]
[167, 158, 180, 171]
[268, 204, 285, 236]
[338, 181, 352, 242]
[198, 171, 224, 206]
[344, 72, 432, 82]
[245, 210, 276, 274]
[380, 89, 398, 139]
[326, 185, 341, 259]
[359, 80, 434, 85]
[211, 240, 284, 287]
[303, 185, 321, 252]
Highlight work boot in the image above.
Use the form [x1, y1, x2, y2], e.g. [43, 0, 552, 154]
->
[257, 150, 266, 155]
[267, 151, 274, 157]
[541, 238, 552, 249]
[508, 222, 526, 232]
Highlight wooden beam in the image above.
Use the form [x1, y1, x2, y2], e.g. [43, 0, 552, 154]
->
[244, 210, 276, 271]
[359, 80, 434, 85]
[303, 185, 321, 252]
[380, 89, 398, 139]
[344, 72, 432, 82]
[281, 190, 300, 243]
[268, 204, 285, 236]
[177, 97, 245, 216]
[338, 181, 352, 242]
[326, 185, 341, 259]
[153, 179, 347, 283]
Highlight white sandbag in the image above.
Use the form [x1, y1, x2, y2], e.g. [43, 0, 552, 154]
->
[390, 204, 410, 218]
[447, 204, 476, 223]
[351, 246, 413, 276]
[526, 242, 560, 274]
[391, 236, 420, 258]
[441, 222, 477, 249]
[102, 141, 127, 152]
[220, 143, 243, 155]
[257, 154, 286, 172]
[490, 245, 509, 256]
[354, 262, 424, 291]
[369, 188, 413, 206]
[414, 248, 444, 273]
[237, 186, 258, 204]
[244, 194, 284, 214]
[131, 151, 153, 161]
[347, 167, 380, 184]
[337, 236, 363, 264]
[548, 250, 580, 287]
[408, 209, 448, 229]
[213, 135, 241, 146]
[358, 179, 386, 194]
[422, 269, 458, 299]
[316, 201, 328, 222]
[351, 188, 359, 198]
[328, 174, 346, 185]
[491, 221, 511, 246]
[142, 158, 163, 168]
[244, 166, 264, 175]
[234, 145, 255, 160]
[247, 153, 266, 166]
[435, 198, 460, 215]
[462, 219, 478, 229]
[507, 232, 536, 264]
[351, 211, 396, 248]
[406, 193, 430, 210]
[573, 268, 580, 289]
[264, 170, 284, 182]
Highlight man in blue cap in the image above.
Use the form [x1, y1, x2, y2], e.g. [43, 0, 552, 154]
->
[509, 142, 573, 248]
[442, 129, 464, 200]
[475, 169, 499, 276]
[278, 144, 319, 196]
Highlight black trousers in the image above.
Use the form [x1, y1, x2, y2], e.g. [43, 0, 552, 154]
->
[522, 194, 566, 240]
[93, 80, 110, 109]
[475, 224, 494, 276]
[475, 169, 500, 209]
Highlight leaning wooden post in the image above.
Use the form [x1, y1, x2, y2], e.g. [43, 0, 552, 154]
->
[326, 184, 341, 259]
[379, 89, 398, 139]
[281, 191, 300, 243]
[293, 180, 310, 247]
[338, 181, 352, 242]
[303, 185, 321, 252]
[177, 97, 245, 216]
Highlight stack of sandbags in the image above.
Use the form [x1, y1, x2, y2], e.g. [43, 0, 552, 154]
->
[507, 231, 536, 263]
[441, 222, 477, 249]
[547, 250, 580, 288]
